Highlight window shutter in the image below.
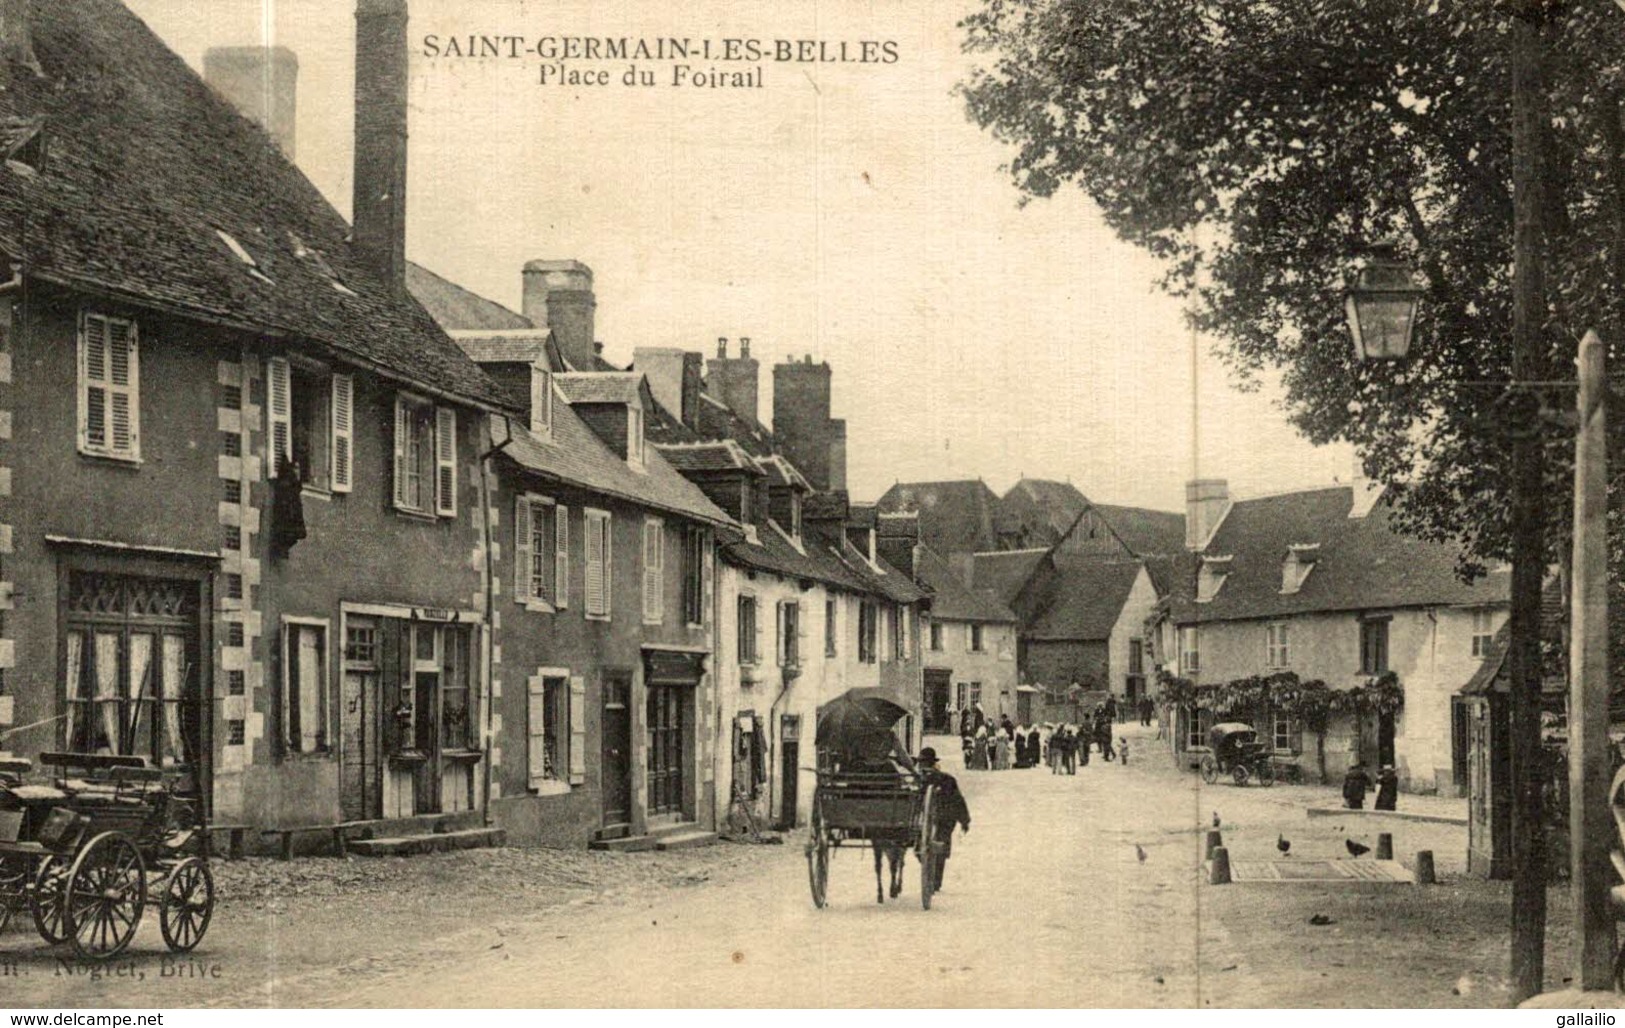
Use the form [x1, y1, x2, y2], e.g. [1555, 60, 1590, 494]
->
[602, 514, 612, 615]
[392, 397, 409, 507]
[109, 317, 138, 455]
[568, 675, 586, 784]
[330, 373, 354, 492]
[526, 675, 546, 788]
[754, 598, 765, 663]
[531, 368, 551, 435]
[554, 505, 569, 609]
[79, 313, 106, 451]
[266, 357, 291, 478]
[585, 514, 605, 616]
[514, 496, 533, 604]
[775, 601, 786, 666]
[435, 407, 458, 516]
[796, 603, 807, 662]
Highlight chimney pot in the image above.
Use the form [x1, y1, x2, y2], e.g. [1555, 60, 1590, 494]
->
[739, 337, 751, 358]
[717, 337, 728, 358]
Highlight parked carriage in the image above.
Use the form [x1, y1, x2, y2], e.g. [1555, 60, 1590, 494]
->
[1199, 722, 1277, 787]
[0, 753, 215, 960]
[805, 690, 943, 910]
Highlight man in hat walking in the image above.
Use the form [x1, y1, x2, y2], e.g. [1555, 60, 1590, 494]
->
[915, 747, 971, 890]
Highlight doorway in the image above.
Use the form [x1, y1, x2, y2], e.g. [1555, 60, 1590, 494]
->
[601, 671, 632, 829]
[340, 617, 382, 821]
[779, 715, 801, 830]
[923, 670, 951, 733]
[647, 685, 686, 818]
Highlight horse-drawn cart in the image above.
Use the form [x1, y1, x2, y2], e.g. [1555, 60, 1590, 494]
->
[805, 690, 943, 910]
[0, 753, 215, 959]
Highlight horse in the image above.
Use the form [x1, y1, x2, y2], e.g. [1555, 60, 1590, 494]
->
[871, 835, 905, 903]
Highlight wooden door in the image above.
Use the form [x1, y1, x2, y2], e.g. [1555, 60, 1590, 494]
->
[647, 685, 684, 817]
[779, 714, 802, 830]
[923, 670, 951, 733]
[341, 670, 382, 821]
[601, 673, 632, 828]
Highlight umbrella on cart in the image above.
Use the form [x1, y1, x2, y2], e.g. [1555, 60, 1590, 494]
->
[815, 688, 909, 746]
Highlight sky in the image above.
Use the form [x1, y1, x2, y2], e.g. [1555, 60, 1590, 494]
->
[125, 0, 1358, 512]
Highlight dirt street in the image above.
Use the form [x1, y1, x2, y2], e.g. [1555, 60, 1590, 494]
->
[0, 722, 1570, 1007]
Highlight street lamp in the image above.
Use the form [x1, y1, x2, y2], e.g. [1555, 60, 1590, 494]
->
[1344, 241, 1426, 362]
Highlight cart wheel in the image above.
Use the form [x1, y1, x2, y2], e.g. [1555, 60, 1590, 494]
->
[0, 853, 28, 934]
[1199, 756, 1218, 785]
[30, 856, 69, 945]
[159, 857, 213, 953]
[64, 832, 146, 960]
[919, 786, 938, 911]
[1232, 764, 1250, 787]
[806, 803, 829, 909]
[1257, 761, 1276, 787]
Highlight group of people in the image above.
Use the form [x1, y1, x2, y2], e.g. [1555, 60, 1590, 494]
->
[954, 703, 1130, 774]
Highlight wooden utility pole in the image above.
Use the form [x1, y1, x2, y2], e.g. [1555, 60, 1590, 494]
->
[1507, 0, 1551, 1003]
[1569, 329, 1612, 989]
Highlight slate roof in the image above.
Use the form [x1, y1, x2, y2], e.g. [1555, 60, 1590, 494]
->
[1164, 486, 1509, 624]
[451, 333, 550, 364]
[807, 523, 926, 605]
[722, 522, 869, 593]
[0, 1, 509, 411]
[971, 549, 1050, 606]
[915, 546, 1016, 624]
[654, 440, 763, 475]
[877, 480, 1002, 554]
[1090, 504, 1187, 557]
[407, 262, 532, 332]
[804, 491, 850, 522]
[1027, 557, 1144, 641]
[555, 373, 644, 406]
[501, 407, 732, 527]
[759, 454, 811, 491]
[698, 393, 777, 457]
[1001, 479, 1090, 541]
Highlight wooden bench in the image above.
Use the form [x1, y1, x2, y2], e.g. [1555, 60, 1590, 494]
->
[205, 823, 251, 861]
[260, 821, 371, 860]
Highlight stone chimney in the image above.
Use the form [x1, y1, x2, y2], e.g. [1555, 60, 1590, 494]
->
[773, 356, 834, 491]
[523, 260, 596, 371]
[707, 336, 761, 424]
[204, 46, 299, 159]
[0, 0, 40, 77]
[1184, 478, 1230, 551]
[633, 347, 702, 430]
[352, 0, 409, 293]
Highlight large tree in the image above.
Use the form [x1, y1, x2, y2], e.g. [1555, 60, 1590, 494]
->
[960, 0, 1625, 619]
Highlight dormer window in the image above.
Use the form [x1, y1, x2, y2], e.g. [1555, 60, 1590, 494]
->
[1196, 555, 1232, 603]
[1280, 544, 1320, 595]
[627, 404, 645, 467]
[530, 364, 553, 438]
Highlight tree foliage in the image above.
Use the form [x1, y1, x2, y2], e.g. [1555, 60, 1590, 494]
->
[960, 0, 1625, 608]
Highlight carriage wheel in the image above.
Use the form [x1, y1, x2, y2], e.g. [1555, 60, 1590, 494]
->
[918, 786, 938, 911]
[1256, 761, 1276, 787]
[806, 804, 829, 909]
[64, 832, 147, 960]
[159, 857, 213, 953]
[1231, 764, 1250, 787]
[1199, 756, 1219, 785]
[30, 856, 69, 945]
[0, 852, 32, 934]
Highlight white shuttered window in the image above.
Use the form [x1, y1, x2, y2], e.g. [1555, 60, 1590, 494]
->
[78, 312, 140, 460]
[642, 518, 664, 624]
[266, 357, 292, 476]
[584, 509, 612, 619]
[435, 407, 458, 516]
[330, 373, 354, 491]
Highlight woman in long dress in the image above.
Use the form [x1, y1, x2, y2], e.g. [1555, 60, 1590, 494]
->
[994, 730, 1010, 771]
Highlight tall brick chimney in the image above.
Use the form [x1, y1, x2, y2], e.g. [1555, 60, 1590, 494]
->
[707, 336, 760, 425]
[204, 46, 299, 159]
[352, 0, 409, 293]
[633, 347, 702, 430]
[523, 260, 596, 371]
[1185, 479, 1230, 550]
[773, 356, 833, 491]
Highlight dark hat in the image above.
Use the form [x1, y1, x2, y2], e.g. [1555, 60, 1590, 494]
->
[916, 747, 940, 765]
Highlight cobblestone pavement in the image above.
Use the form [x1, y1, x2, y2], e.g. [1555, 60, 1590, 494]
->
[0, 722, 1567, 1007]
